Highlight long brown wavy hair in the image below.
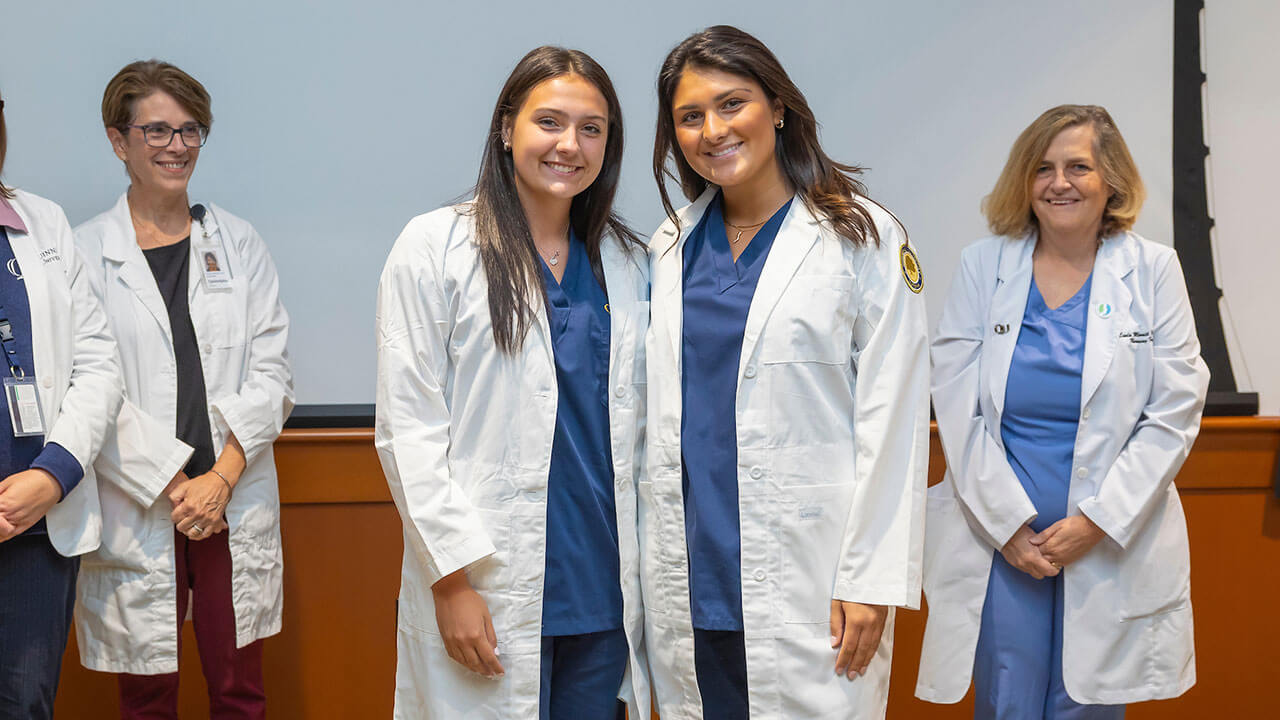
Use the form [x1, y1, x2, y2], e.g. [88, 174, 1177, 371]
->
[654, 25, 880, 247]
[469, 46, 640, 353]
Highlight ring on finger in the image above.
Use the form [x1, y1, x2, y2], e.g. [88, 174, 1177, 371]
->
[1050, 560, 1062, 569]
[190, 523, 204, 536]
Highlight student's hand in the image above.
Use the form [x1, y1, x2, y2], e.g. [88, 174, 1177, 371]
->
[0, 469, 62, 542]
[1001, 523, 1060, 579]
[1030, 515, 1106, 568]
[830, 600, 888, 680]
[432, 569, 505, 678]
[161, 471, 190, 509]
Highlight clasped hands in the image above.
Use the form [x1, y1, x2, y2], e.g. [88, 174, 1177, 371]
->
[1001, 515, 1106, 580]
[164, 470, 230, 540]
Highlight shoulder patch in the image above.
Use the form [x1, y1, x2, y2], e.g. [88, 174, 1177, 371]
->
[899, 243, 923, 294]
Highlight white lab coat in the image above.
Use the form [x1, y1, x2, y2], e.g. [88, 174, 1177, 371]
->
[72, 193, 294, 674]
[1, 189, 121, 555]
[375, 206, 651, 720]
[642, 188, 930, 719]
[917, 231, 1208, 705]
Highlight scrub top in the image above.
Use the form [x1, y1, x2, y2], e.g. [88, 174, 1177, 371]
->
[680, 194, 792, 631]
[539, 231, 622, 637]
[1001, 274, 1090, 529]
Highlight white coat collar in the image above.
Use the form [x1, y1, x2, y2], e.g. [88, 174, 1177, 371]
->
[986, 230, 1136, 416]
[98, 192, 177, 346]
[652, 186, 819, 373]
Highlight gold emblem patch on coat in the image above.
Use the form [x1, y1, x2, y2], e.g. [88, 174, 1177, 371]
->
[899, 244, 923, 294]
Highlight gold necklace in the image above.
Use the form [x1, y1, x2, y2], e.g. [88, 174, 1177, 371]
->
[725, 217, 769, 244]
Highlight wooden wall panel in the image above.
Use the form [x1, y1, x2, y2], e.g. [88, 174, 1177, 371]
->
[52, 419, 1278, 719]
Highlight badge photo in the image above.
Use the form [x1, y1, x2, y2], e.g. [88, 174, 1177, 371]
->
[199, 246, 233, 292]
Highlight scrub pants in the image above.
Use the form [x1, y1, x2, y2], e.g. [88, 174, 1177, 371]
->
[693, 629, 749, 720]
[539, 628, 627, 720]
[118, 527, 265, 719]
[973, 550, 1125, 720]
[0, 534, 78, 720]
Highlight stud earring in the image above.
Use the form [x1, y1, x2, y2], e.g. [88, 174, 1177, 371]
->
[776, 118, 784, 129]
[503, 140, 511, 151]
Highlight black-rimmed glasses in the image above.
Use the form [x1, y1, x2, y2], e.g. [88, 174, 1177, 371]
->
[125, 123, 209, 148]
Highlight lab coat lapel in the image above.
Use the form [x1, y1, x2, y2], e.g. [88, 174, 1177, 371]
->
[654, 187, 717, 366]
[100, 193, 174, 346]
[601, 238, 630, 385]
[1080, 235, 1134, 408]
[5, 208, 52, 384]
[737, 196, 817, 379]
[987, 234, 1035, 417]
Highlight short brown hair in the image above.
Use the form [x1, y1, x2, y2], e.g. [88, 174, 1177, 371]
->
[984, 104, 1144, 239]
[0, 89, 12, 199]
[102, 60, 212, 133]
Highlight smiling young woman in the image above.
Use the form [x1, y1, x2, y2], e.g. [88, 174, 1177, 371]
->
[375, 46, 651, 720]
[642, 25, 931, 720]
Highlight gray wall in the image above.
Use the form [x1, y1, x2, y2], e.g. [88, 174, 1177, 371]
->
[0, 1, 1182, 404]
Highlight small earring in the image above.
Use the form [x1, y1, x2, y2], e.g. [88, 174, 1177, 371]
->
[503, 140, 511, 151]
[775, 118, 785, 130]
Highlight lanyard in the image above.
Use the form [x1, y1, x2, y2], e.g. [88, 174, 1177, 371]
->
[0, 303, 24, 378]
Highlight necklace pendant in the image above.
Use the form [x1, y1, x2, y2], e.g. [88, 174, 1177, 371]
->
[548, 251, 560, 266]
[732, 229, 744, 244]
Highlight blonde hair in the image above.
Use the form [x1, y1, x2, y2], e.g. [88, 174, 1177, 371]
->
[102, 60, 212, 133]
[984, 104, 1144, 238]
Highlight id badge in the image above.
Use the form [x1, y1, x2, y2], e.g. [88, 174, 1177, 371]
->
[198, 245, 233, 292]
[4, 375, 46, 437]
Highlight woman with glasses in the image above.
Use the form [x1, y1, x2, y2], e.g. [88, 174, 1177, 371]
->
[74, 60, 293, 719]
[376, 47, 650, 719]
[0, 89, 123, 720]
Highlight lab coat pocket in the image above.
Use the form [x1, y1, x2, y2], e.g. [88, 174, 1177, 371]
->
[781, 483, 854, 623]
[1119, 487, 1191, 621]
[637, 473, 682, 620]
[760, 275, 854, 366]
[469, 508, 514, 624]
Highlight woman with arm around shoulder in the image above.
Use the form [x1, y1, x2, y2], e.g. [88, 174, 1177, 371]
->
[375, 47, 650, 719]
[72, 60, 293, 718]
[917, 105, 1209, 717]
[643, 25, 930, 719]
[0, 88, 123, 720]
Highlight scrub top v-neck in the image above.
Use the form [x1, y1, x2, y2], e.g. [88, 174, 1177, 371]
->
[680, 193, 792, 631]
[1001, 273, 1091, 530]
[539, 232, 622, 637]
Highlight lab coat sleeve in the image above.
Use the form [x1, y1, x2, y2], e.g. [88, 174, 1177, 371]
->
[44, 214, 124, 481]
[1077, 251, 1209, 548]
[832, 219, 930, 610]
[74, 225, 193, 508]
[374, 217, 495, 585]
[930, 245, 1038, 550]
[208, 225, 294, 465]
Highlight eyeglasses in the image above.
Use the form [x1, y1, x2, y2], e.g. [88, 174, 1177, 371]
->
[124, 123, 209, 148]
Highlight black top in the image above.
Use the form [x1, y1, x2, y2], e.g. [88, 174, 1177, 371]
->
[143, 237, 216, 476]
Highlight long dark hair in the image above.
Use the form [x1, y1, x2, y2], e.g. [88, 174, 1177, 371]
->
[654, 25, 880, 247]
[469, 46, 640, 354]
[0, 89, 12, 199]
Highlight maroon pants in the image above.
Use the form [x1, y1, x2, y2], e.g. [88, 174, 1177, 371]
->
[117, 527, 265, 719]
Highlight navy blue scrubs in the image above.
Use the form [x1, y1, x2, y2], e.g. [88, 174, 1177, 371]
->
[972, 274, 1123, 720]
[680, 194, 791, 718]
[0, 225, 87, 719]
[538, 233, 626, 720]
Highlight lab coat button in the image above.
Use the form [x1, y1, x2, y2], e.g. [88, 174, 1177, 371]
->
[614, 385, 625, 397]
[749, 466, 763, 479]
[1076, 467, 1088, 479]
[1081, 407, 1091, 420]
[744, 365, 756, 379]
[753, 569, 766, 582]
[201, 344, 212, 354]
[41, 376, 53, 389]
